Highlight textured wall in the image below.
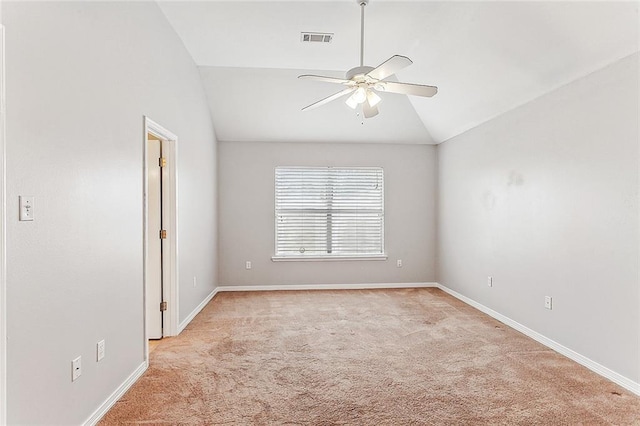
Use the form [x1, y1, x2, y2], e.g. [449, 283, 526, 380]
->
[5, 2, 217, 424]
[218, 141, 437, 286]
[437, 53, 639, 384]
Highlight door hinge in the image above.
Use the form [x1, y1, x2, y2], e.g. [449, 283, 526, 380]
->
[159, 229, 167, 239]
[160, 301, 167, 311]
[159, 157, 166, 167]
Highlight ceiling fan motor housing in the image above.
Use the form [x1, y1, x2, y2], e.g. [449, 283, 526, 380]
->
[346, 66, 375, 82]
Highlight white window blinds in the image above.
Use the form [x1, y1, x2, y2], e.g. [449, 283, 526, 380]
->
[275, 167, 384, 257]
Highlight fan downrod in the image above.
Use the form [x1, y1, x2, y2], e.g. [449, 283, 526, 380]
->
[356, 0, 369, 66]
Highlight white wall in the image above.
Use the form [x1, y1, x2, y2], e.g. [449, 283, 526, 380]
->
[5, 2, 217, 424]
[218, 141, 436, 286]
[0, 3, 6, 424]
[437, 53, 639, 384]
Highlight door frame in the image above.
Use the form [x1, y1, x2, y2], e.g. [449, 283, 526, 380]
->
[143, 117, 178, 357]
[0, 21, 7, 426]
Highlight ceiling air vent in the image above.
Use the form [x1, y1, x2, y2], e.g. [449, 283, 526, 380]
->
[301, 32, 333, 43]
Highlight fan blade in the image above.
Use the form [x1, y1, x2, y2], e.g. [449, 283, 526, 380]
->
[379, 81, 438, 97]
[363, 99, 379, 118]
[302, 87, 355, 111]
[366, 55, 413, 81]
[298, 74, 353, 85]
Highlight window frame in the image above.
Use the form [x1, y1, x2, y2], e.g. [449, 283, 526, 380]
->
[272, 166, 387, 262]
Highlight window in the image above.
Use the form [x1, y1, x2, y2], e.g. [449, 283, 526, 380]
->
[274, 166, 385, 259]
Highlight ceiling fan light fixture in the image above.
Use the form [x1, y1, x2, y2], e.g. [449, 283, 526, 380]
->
[346, 86, 367, 108]
[345, 93, 359, 109]
[367, 90, 382, 107]
[352, 86, 368, 103]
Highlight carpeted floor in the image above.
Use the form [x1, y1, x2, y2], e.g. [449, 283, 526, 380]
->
[100, 288, 640, 425]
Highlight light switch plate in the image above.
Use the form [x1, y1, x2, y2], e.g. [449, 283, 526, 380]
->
[19, 196, 34, 221]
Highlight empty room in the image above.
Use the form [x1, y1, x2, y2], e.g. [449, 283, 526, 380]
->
[0, 0, 638, 424]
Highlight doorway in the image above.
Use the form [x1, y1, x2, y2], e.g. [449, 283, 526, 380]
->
[146, 134, 164, 339]
[144, 117, 178, 360]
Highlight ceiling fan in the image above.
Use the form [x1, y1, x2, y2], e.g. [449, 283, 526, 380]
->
[299, 0, 438, 118]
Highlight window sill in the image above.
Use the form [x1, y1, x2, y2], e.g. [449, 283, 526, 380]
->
[271, 254, 388, 262]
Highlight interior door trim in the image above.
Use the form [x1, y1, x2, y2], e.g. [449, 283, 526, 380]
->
[143, 117, 179, 361]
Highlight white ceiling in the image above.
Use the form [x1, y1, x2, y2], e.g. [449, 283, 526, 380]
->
[158, 1, 639, 144]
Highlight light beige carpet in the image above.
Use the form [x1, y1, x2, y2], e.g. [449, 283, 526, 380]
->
[100, 288, 640, 425]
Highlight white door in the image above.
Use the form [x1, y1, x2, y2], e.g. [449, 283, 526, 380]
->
[146, 138, 163, 339]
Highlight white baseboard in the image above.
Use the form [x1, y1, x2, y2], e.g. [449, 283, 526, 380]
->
[216, 282, 438, 292]
[83, 361, 148, 426]
[435, 283, 640, 396]
[178, 288, 219, 333]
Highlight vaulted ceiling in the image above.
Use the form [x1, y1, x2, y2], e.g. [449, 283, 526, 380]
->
[157, 1, 639, 144]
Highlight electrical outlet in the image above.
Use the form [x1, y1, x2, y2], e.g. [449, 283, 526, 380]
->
[193, 276, 197, 287]
[72, 356, 82, 381]
[97, 340, 105, 362]
[245, 261, 252, 270]
[487, 276, 493, 287]
[396, 259, 402, 268]
[544, 296, 553, 310]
